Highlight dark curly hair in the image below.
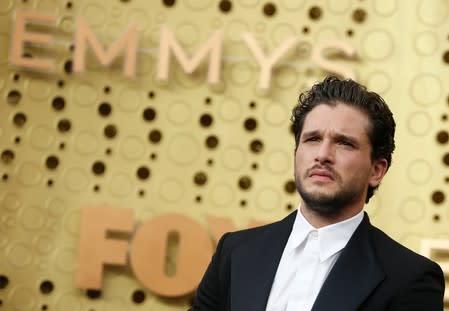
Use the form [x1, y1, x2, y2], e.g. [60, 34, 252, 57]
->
[291, 76, 396, 203]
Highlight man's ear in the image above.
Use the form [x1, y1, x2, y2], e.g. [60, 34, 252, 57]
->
[369, 158, 388, 187]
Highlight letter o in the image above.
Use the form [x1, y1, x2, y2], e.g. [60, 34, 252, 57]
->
[130, 214, 213, 297]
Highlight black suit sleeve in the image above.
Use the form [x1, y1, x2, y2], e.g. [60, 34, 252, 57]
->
[189, 233, 230, 311]
[388, 261, 445, 311]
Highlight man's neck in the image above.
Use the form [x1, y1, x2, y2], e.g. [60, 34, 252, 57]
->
[299, 204, 364, 228]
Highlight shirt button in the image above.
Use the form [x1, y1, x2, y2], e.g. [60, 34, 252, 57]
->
[310, 231, 318, 239]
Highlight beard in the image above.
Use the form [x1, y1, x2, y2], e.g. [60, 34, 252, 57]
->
[295, 166, 363, 217]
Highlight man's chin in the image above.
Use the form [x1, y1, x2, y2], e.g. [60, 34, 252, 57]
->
[299, 190, 349, 216]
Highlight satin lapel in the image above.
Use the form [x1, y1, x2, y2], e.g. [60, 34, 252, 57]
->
[230, 211, 297, 311]
[312, 213, 385, 311]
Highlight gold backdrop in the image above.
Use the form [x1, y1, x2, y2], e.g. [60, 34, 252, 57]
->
[0, 0, 448, 310]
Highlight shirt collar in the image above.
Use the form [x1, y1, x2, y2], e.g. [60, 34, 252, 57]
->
[286, 205, 364, 263]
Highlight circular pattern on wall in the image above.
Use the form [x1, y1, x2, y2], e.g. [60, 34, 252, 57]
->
[417, 0, 448, 26]
[238, 0, 260, 8]
[74, 131, 100, 155]
[56, 292, 82, 311]
[326, 0, 350, 14]
[280, 0, 305, 11]
[365, 71, 391, 95]
[33, 235, 55, 254]
[105, 297, 129, 311]
[0, 0, 13, 14]
[2, 192, 22, 212]
[271, 23, 296, 46]
[120, 136, 146, 161]
[55, 247, 78, 272]
[221, 146, 246, 170]
[46, 197, 66, 217]
[175, 22, 200, 46]
[315, 27, 340, 42]
[407, 159, 432, 185]
[81, 3, 106, 28]
[118, 88, 142, 112]
[8, 284, 35, 310]
[7, 242, 33, 268]
[27, 79, 52, 101]
[361, 29, 394, 61]
[406, 111, 432, 136]
[16, 162, 42, 187]
[218, 96, 242, 122]
[108, 173, 133, 197]
[63, 167, 89, 193]
[1, 214, 15, 229]
[185, 0, 213, 10]
[225, 20, 250, 42]
[60, 15, 75, 32]
[228, 63, 253, 85]
[209, 182, 235, 207]
[264, 150, 290, 174]
[20, 205, 45, 231]
[410, 74, 441, 106]
[373, 0, 397, 16]
[72, 82, 98, 107]
[413, 31, 438, 56]
[167, 100, 192, 125]
[256, 186, 282, 211]
[263, 103, 288, 126]
[399, 197, 426, 223]
[167, 134, 200, 165]
[63, 209, 80, 236]
[159, 178, 185, 203]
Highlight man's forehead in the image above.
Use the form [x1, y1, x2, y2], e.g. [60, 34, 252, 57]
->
[302, 103, 371, 139]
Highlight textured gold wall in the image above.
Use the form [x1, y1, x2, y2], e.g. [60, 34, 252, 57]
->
[1, 0, 448, 309]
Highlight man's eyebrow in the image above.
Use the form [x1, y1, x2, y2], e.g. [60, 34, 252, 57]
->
[333, 133, 360, 146]
[301, 130, 321, 139]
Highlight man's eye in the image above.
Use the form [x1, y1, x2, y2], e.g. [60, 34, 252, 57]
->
[338, 140, 354, 147]
[304, 137, 319, 142]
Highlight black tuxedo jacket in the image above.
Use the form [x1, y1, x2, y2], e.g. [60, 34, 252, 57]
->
[190, 211, 444, 311]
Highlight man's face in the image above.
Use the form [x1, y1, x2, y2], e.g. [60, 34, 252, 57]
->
[294, 103, 385, 215]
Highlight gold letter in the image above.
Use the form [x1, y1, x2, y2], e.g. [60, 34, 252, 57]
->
[10, 10, 57, 71]
[243, 32, 298, 90]
[157, 25, 223, 84]
[73, 16, 137, 77]
[311, 40, 356, 80]
[130, 214, 213, 296]
[76, 207, 134, 289]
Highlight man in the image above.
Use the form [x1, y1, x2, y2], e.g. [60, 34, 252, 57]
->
[190, 77, 445, 310]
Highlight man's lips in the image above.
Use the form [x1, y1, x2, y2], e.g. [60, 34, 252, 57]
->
[308, 169, 334, 180]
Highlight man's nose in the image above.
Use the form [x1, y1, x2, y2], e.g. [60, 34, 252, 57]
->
[315, 140, 334, 164]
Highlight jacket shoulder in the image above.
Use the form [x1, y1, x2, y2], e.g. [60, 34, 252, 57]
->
[221, 211, 296, 252]
[369, 224, 442, 277]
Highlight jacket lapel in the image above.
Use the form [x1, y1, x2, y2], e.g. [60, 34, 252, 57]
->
[311, 213, 385, 311]
[230, 211, 297, 311]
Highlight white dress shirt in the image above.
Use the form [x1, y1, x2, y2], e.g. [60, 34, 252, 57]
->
[265, 207, 364, 311]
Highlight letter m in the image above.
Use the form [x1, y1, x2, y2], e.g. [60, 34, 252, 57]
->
[157, 25, 222, 84]
[73, 16, 137, 77]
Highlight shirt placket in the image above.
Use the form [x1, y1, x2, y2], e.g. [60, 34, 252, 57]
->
[286, 230, 320, 311]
